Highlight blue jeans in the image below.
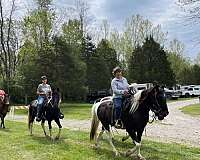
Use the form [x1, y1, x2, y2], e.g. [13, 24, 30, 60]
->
[37, 96, 45, 118]
[113, 98, 123, 120]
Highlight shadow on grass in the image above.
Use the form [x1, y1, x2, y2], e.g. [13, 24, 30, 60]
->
[0, 128, 11, 132]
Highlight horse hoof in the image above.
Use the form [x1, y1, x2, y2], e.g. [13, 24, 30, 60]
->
[114, 151, 120, 157]
[137, 155, 146, 160]
[94, 144, 100, 149]
[55, 136, 60, 140]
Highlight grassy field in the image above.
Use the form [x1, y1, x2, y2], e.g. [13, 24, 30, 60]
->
[14, 103, 92, 120]
[0, 121, 200, 160]
[180, 103, 200, 116]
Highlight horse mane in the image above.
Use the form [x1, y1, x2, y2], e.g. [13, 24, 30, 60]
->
[129, 89, 149, 114]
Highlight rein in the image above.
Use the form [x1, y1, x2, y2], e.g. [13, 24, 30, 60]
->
[148, 112, 156, 123]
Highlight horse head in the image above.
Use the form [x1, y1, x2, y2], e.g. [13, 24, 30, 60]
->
[0, 94, 9, 106]
[147, 85, 169, 120]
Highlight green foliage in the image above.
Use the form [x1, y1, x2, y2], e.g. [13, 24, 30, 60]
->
[53, 37, 87, 100]
[96, 39, 119, 77]
[167, 51, 191, 84]
[128, 37, 175, 86]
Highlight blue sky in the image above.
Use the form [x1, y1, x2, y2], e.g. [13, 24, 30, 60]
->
[56, 0, 199, 60]
[6, 0, 200, 60]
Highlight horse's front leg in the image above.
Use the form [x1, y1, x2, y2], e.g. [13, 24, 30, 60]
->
[2, 117, 5, 128]
[0, 116, 5, 128]
[47, 120, 53, 139]
[54, 118, 62, 140]
[127, 130, 145, 160]
[41, 120, 47, 136]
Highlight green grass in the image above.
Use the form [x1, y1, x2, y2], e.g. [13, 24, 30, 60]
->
[0, 121, 200, 160]
[167, 97, 197, 103]
[14, 103, 92, 120]
[180, 103, 200, 116]
[60, 103, 92, 120]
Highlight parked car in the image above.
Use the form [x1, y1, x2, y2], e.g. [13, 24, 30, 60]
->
[86, 89, 111, 103]
[181, 87, 200, 97]
[164, 88, 180, 100]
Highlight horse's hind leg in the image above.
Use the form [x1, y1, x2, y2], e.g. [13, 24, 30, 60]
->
[54, 118, 62, 140]
[122, 132, 130, 142]
[103, 124, 119, 156]
[95, 126, 104, 148]
[41, 120, 47, 136]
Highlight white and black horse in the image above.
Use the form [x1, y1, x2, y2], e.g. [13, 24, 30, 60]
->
[28, 94, 62, 140]
[90, 85, 169, 159]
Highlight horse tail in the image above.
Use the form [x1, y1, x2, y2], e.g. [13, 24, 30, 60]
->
[90, 102, 100, 141]
[28, 104, 32, 130]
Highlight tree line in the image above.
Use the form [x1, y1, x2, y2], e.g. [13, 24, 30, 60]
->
[0, 0, 200, 103]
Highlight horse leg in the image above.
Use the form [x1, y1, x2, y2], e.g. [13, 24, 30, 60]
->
[103, 124, 119, 156]
[54, 118, 62, 140]
[134, 130, 145, 160]
[0, 116, 5, 128]
[122, 132, 130, 142]
[0, 116, 2, 128]
[29, 116, 35, 135]
[41, 120, 47, 136]
[95, 126, 104, 148]
[47, 120, 53, 139]
[125, 130, 138, 157]
[2, 116, 5, 128]
[28, 105, 35, 135]
[128, 130, 145, 160]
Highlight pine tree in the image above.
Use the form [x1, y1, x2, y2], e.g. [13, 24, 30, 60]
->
[128, 36, 175, 86]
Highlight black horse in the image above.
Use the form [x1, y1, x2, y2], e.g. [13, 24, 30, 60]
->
[28, 93, 62, 140]
[0, 94, 10, 128]
[90, 85, 169, 159]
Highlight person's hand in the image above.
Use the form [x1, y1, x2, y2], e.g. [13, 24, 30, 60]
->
[124, 90, 129, 96]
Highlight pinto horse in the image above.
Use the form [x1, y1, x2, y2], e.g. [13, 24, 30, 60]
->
[28, 94, 62, 140]
[0, 94, 10, 128]
[90, 85, 169, 159]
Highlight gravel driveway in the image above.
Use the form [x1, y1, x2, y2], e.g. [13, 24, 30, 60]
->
[6, 99, 200, 146]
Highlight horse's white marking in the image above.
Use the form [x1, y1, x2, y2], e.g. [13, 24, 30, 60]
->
[92, 99, 113, 120]
[95, 129, 104, 148]
[105, 131, 119, 156]
[129, 90, 143, 114]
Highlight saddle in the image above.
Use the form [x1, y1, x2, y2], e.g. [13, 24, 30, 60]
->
[98, 96, 132, 128]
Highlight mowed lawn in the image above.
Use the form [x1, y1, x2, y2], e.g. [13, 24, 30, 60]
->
[14, 103, 92, 120]
[180, 103, 200, 116]
[0, 121, 200, 160]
